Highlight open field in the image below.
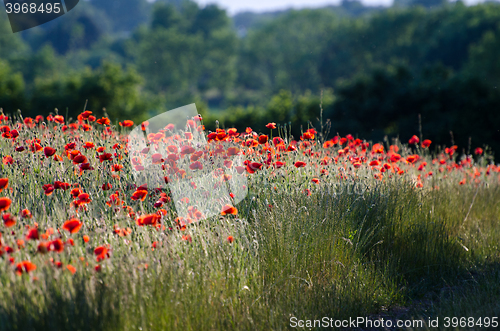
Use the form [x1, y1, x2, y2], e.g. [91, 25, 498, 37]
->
[0, 111, 499, 330]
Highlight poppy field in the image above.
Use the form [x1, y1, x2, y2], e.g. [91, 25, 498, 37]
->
[0, 110, 499, 330]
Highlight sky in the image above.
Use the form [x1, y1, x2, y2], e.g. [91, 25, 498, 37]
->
[194, 0, 486, 15]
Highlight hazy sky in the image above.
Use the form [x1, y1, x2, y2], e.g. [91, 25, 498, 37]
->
[194, 0, 486, 15]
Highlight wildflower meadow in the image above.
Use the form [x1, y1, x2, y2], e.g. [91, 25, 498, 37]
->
[0, 109, 499, 330]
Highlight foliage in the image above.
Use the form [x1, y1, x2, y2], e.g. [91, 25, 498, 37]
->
[29, 62, 156, 122]
[0, 61, 26, 112]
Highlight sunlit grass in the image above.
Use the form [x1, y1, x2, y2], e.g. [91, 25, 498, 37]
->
[0, 113, 498, 330]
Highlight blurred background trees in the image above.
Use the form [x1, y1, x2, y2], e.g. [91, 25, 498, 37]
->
[1, 0, 500, 154]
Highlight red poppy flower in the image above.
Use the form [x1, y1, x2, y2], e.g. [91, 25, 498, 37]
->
[475, 147, 483, 155]
[3, 213, 15, 227]
[83, 141, 95, 149]
[189, 161, 203, 170]
[148, 153, 161, 164]
[409, 135, 420, 145]
[0, 178, 8, 192]
[131, 189, 148, 201]
[180, 145, 195, 155]
[93, 245, 107, 256]
[62, 219, 82, 234]
[54, 115, 64, 124]
[227, 236, 234, 243]
[37, 241, 50, 254]
[390, 154, 401, 162]
[70, 188, 82, 198]
[372, 143, 384, 153]
[294, 161, 306, 168]
[16, 261, 36, 275]
[301, 131, 315, 140]
[226, 147, 240, 157]
[221, 204, 238, 216]
[26, 228, 39, 240]
[16, 239, 24, 249]
[113, 225, 132, 237]
[54, 181, 71, 190]
[21, 209, 33, 218]
[72, 154, 88, 164]
[79, 163, 94, 171]
[97, 117, 110, 125]
[266, 123, 276, 129]
[248, 162, 263, 171]
[111, 164, 124, 172]
[80, 110, 92, 120]
[99, 153, 113, 163]
[406, 155, 419, 164]
[421, 139, 432, 148]
[66, 264, 77, 275]
[49, 239, 64, 253]
[136, 213, 160, 226]
[445, 146, 458, 156]
[227, 128, 238, 137]
[43, 147, 56, 158]
[102, 183, 112, 191]
[3, 155, 13, 165]
[0, 197, 12, 212]
[83, 235, 89, 243]
[43, 184, 55, 195]
[119, 120, 134, 127]
[234, 166, 246, 174]
[323, 141, 334, 148]
[76, 193, 92, 204]
[94, 246, 110, 262]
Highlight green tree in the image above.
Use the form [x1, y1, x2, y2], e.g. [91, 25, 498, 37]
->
[8, 45, 59, 89]
[89, 0, 151, 33]
[0, 60, 26, 113]
[0, 14, 29, 59]
[133, 2, 237, 107]
[151, 2, 182, 30]
[329, 63, 500, 154]
[465, 25, 500, 89]
[37, 3, 111, 54]
[189, 4, 230, 36]
[30, 62, 155, 122]
[237, 9, 339, 95]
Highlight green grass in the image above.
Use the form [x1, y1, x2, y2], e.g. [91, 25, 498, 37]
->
[1, 178, 499, 330]
[0, 115, 499, 330]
